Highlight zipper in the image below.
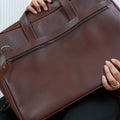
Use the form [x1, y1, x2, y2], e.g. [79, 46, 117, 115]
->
[6, 6, 108, 64]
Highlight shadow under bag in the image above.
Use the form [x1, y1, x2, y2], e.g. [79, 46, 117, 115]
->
[0, 0, 120, 120]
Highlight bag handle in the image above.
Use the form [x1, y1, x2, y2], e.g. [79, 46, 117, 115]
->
[20, 0, 77, 42]
[59, 0, 76, 19]
[20, 11, 38, 42]
[5, 0, 110, 60]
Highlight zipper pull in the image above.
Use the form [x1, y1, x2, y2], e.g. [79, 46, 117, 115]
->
[6, 58, 13, 64]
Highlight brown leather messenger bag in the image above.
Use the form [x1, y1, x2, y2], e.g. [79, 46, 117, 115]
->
[0, 0, 120, 120]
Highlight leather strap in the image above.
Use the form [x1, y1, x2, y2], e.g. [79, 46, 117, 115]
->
[5, 0, 110, 60]
[58, 0, 76, 20]
[0, 63, 8, 79]
[20, 0, 77, 42]
[20, 11, 38, 42]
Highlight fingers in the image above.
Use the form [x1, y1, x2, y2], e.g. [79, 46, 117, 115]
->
[102, 59, 120, 91]
[105, 60, 120, 82]
[111, 58, 120, 68]
[45, 0, 52, 3]
[33, 0, 41, 12]
[26, 0, 53, 14]
[102, 75, 113, 91]
[26, 6, 37, 14]
[104, 64, 118, 86]
[37, 0, 48, 11]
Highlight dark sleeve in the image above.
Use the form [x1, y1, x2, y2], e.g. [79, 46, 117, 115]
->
[111, 89, 120, 98]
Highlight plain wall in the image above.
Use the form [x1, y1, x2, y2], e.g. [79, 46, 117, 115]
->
[0, 0, 29, 97]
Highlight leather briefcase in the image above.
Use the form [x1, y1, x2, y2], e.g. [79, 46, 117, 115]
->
[0, 0, 120, 120]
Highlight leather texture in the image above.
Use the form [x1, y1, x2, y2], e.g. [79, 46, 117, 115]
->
[0, 0, 120, 120]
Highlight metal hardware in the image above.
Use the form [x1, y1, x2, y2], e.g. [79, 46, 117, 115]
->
[2, 65, 7, 70]
[6, 59, 13, 64]
[0, 45, 12, 55]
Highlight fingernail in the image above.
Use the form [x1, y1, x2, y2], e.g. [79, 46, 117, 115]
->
[111, 58, 116, 62]
[105, 60, 110, 64]
[44, 7, 48, 11]
[104, 65, 108, 69]
[102, 75, 105, 78]
[34, 11, 37, 14]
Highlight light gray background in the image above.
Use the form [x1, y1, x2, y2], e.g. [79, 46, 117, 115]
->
[0, 0, 120, 97]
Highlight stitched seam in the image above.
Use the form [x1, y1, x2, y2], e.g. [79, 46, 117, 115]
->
[31, 6, 62, 24]
[7, 6, 108, 63]
[111, 0, 120, 12]
[0, 7, 61, 35]
[42, 85, 103, 120]
[1, 78, 24, 120]
[0, 26, 21, 35]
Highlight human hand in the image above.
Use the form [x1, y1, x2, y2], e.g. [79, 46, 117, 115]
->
[26, 0, 52, 14]
[102, 59, 120, 91]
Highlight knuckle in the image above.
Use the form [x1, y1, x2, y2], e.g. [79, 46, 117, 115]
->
[36, 5, 40, 8]
[26, 6, 30, 10]
[109, 64, 112, 68]
[114, 71, 119, 76]
[118, 62, 120, 66]
[109, 79, 115, 83]
[106, 70, 109, 74]
[32, 1, 37, 6]
[41, 2, 46, 7]
[30, 1, 33, 5]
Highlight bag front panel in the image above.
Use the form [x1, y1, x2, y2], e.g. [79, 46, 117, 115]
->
[1, 2, 120, 120]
